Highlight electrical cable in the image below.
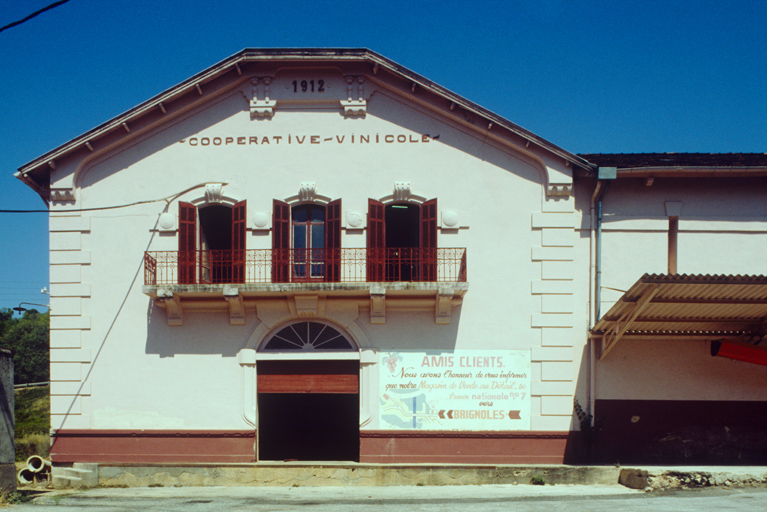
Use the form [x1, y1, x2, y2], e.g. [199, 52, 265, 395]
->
[0, 182, 225, 213]
[0, 0, 71, 34]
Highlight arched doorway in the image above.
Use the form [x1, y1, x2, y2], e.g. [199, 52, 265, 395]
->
[257, 321, 359, 461]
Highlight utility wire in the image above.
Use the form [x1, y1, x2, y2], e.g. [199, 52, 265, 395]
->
[0, 182, 225, 214]
[0, 0, 71, 34]
[0, 201, 161, 213]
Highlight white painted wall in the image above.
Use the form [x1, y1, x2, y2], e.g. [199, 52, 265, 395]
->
[592, 177, 767, 401]
[55, 69, 765, 436]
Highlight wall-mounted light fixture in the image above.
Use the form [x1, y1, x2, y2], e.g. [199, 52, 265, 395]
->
[12, 302, 50, 315]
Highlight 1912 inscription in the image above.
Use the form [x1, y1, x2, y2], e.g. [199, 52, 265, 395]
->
[292, 79, 325, 93]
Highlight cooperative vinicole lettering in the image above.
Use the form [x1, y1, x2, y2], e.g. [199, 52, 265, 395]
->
[179, 133, 433, 147]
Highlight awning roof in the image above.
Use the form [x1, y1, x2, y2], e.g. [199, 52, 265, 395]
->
[591, 274, 767, 359]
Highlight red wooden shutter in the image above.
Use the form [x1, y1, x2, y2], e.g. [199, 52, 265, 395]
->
[272, 200, 290, 283]
[420, 198, 437, 281]
[231, 200, 246, 283]
[325, 199, 342, 282]
[367, 199, 385, 281]
[178, 202, 196, 284]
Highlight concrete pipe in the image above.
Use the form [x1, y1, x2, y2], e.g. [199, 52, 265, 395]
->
[26, 455, 51, 473]
[18, 467, 35, 485]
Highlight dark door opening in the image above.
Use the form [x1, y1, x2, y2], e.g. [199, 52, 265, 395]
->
[257, 360, 360, 462]
[257, 393, 359, 461]
[385, 203, 420, 281]
[199, 204, 232, 283]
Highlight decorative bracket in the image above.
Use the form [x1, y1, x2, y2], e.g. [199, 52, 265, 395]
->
[204, 183, 224, 204]
[340, 76, 366, 117]
[370, 286, 386, 324]
[299, 182, 317, 202]
[157, 289, 183, 326]
[293, 294, 322, 318]
[436, 287, 455, 324]
[393, 182, 412, 202]
[50, 187, 76, 203]
[546, 184, 573, 197]
[224, 287, 246, 325]
[250, 78, 277, 119]
[545, 165, 574, 198]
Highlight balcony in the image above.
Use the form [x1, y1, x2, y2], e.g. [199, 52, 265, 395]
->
[142, 248, 468, 326]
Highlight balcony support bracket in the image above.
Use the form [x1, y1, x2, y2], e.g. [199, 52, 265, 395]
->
[436, 287, 455, 325]
[224, 287, 246, 325]
[157, 289, 183, 326]
[370, 286, 386, 324]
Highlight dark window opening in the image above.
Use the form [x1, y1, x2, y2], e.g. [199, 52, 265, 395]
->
[199, 204, 232, 284]
[385, 203, 420, 281]
[199, 204, 232, 251]
[177, 200, 246, 285]
[385, 203, 420, 248]
[367, 198, 437, 282]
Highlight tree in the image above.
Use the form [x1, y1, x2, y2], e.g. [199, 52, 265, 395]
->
[0, 308, 12, 339]
[0, 309, 49, 384]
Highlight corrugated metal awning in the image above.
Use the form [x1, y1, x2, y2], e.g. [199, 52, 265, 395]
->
[591, 274, 767, 359]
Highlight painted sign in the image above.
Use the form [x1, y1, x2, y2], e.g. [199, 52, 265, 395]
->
[379, 350, 531, 431]
[178, 133, 434, 147]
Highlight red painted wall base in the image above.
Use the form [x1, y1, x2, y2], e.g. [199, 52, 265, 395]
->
[51, 429, 584, 465]
[360, 431, 581, 464]
[51, 430, 256, 464]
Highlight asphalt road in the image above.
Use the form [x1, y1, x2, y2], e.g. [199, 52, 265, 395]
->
[14, 484, 767, 511]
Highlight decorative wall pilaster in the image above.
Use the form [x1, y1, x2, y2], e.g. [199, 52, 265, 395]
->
[49, 213, 92, 430]
[530, 197, 577, 430]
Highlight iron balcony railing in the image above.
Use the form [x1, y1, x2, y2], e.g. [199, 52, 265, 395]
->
[144, 248, 467, 286]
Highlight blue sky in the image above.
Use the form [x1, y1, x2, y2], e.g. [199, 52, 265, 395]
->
[1, 0, 765, 311]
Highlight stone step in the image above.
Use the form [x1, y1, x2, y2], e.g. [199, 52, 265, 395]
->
[61, 468, 92, 475]
[53, 475, 83, 485]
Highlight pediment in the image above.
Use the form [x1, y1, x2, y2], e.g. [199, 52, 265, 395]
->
[17, 49, 593, 201]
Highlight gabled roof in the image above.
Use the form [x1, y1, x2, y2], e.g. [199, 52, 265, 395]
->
[591, 273, 767, 360]
[16, 48, 595, 200]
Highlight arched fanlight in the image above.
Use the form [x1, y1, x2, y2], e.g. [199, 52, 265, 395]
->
[262, 321, 354, 351]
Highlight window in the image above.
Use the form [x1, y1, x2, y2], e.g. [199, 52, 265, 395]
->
[292, 204, 325, 279]
[261, 321, 355, 351]
[367, 198, 437, 281]
[272, 199, 341, 283]
[178, 200, 246, 284]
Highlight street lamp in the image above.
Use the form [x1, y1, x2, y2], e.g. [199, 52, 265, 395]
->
[13, 302, 50, 314]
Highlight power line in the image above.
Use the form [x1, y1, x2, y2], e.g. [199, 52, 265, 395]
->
[0, 0, 71, 34]
[0, 182, 225, 214]
[1, 195, 179, 214]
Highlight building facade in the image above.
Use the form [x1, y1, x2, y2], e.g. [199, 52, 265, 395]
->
[15, 50, 767, 466]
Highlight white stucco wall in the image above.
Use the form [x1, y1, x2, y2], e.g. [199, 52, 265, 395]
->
[591, 177, 767, 401]
[47, 74, 586, 434]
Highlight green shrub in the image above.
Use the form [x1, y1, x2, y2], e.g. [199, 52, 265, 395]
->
[15, 385, 51, 461]
[16, 432, 49, 461]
